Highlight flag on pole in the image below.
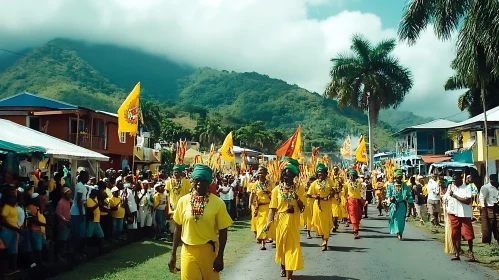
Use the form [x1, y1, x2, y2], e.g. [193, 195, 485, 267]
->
[118, 82, 141, 137]
[355, 135, 368, 163]
[340, 135, 351, 157]
[220, 132, 235, 162]
[276, 125, 301, 159]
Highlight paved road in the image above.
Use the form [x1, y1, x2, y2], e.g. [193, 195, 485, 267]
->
[223, 208, 499, 280]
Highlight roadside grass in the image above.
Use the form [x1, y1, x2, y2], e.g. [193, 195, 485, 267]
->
[408, 217, 499, 270]
[50, 217, 254, 280]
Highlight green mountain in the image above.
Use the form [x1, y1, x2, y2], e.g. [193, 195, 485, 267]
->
[379, 109, 435, 131]
[0, 38, 432, 151]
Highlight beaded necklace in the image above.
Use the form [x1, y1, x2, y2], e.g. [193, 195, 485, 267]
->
[172, 179, 182, 195]
[190, 191, 209, 221]
[317, 179, 328, 192]
[256, 179, 269, 191]
[279, 182, 297, 202]
[349, 179, 360, 191]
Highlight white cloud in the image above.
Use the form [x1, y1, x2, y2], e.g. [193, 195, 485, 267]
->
[0, 0, 462, 118]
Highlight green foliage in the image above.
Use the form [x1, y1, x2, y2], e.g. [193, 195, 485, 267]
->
[160, 149, 174, 173]
[378, 109, 434, 131]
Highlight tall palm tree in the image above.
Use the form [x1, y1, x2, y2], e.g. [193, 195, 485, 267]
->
[325, 34, 413, 169]
[198, 117, 225, 147]
[398, 0, 499, 77]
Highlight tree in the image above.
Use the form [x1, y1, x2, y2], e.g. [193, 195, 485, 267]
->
[140, 100, 163, 142]
[195, 117, 225, 147]
[325, 34, 413, 169]
[398, 0, 499, 78]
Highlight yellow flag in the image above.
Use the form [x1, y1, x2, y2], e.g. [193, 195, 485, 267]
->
[220, 131, 235, 161]
[118, 82, 141, 137]
[340, 136, 351, 157]
[291, 126, 302, 160]
[355, 135, 368, 163]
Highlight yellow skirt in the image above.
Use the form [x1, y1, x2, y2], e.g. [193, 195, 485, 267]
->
[312, 199, 333, 240]
[331, 198, 341, 218]
[444, 208, 455, 254]
[251, 206, 257, 232]
[301, 198, 314, 230]
[275, 212, 304, 271]
[181, 243, 219, 280]
[256, 204, 270, 239]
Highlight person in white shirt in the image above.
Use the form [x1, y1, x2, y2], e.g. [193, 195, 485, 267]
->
[219, 178, 233, 215]
[479, 174, 499, 244]
[442, 170, 475, 261]
[69, 170, 89, 256]
[426, 174, 441, 226]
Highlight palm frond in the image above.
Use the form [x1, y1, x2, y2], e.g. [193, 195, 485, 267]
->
[444, 75, 466, 90]
[433, 0, 470, 40]
[371, 38, 396, 60]
[398, 0, 436, 44]
[350, 34, 372, 63]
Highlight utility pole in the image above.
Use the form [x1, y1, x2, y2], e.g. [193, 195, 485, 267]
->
[367, 93, 374, 171]
[482, 87, 489, 183]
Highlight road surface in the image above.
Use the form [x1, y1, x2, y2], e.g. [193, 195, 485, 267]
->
[223, 208, 498, 280]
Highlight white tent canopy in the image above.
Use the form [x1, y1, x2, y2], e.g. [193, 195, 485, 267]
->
[0, 119, 109, 161]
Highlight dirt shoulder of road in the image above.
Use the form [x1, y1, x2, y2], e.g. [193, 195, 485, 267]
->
[408, 217, 499, 270]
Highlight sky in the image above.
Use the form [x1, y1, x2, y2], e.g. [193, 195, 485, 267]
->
[0, 0, 466, 120]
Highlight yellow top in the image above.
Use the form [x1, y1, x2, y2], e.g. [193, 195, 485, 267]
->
[173, 193, 232, 246]
[1, 204, 19, 229]
[48, 178, 66, 193]
[109, 197, 125, 219]
[86, 198, 100, 223]
[154, 192, 167, 209]
[307, 178, 338, 202]
[250, 180, 275, 204]
[166, 178, 192, 209]
[345, 179, 363, 199]
[270, 184, 301, 213]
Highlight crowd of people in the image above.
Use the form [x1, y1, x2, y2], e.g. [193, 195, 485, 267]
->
[1, 157, 498, 280]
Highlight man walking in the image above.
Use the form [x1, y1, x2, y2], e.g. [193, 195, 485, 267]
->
[479, 174, 499, 244]
[427, 174, 441, 226]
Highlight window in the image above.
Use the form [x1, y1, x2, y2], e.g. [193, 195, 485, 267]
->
[120, 132, 126, 144]
[27, 116, 41, 131]
[427, 134, 434, 150]
[95, 119, 105, 137]
[69, 118, 86, 134]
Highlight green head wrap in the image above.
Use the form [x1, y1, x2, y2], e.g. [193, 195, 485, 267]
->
[191, 164, 213, 183]
[393, 169, 403, 177]
[281, 156, 300, 176]
[316, 163, 328, 172]
[173, 164, 186, 172]
[347, 168, 358, 176]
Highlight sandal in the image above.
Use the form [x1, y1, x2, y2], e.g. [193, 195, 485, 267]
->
[260, 246, 267, 250]
[397, 233, 402, 241]
[321, 244, 327, 251]
[280, 267, 286, 277]
[451, 255, 461, 261]
[306, 235, 312, 239]
[354, 233, 360, 239]
[468, 251, 476, 262]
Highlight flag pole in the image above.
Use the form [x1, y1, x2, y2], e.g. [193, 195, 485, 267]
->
[132, 136, 136, 175]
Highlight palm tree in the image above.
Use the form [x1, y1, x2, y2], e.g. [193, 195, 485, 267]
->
[398, 0, 499, 77]
[140, 100, 163, 142]
[198, 117, 225, 147]
[325, 34, 413, 169]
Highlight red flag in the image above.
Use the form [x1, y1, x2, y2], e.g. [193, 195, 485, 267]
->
[276, 125, 301, 158]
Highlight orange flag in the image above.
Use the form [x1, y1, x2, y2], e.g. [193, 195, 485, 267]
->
[276, 125, 301, 159]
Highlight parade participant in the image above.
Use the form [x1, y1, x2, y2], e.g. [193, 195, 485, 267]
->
[479, 174, 499, 244]
[302, 175, 316, 239]
[345, 168, 363, 239]
[264, 157, 304, 280]
[375, 175, 386, 216]
[248, 166, 275, 250]
[168, 164, 232, 280]
[364, 175, 373, 218]
[387, 169, 412, 240]
[413, 176, 427, 225]
[443, 170, 475, 261]
[165, 164, 192, 233]
[307, 163, 336, 250]
[427, 173, 441, 226]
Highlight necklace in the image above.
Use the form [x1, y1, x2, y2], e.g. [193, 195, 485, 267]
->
[190, 192, 209, 221]
[349, 180, 360, 191]
[279, 182, 297, 202]
[172, 179, 182, 195]
[317, 179, 328, 192]
[256, 179, 269, 191]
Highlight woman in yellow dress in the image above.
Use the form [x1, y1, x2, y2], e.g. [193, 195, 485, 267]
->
[345, 168, 363, 239]
[249, 166, 275, 250]
[302, 175, 316, 239]
[307, 163, 337, 251]
[264, 157, 305, 280]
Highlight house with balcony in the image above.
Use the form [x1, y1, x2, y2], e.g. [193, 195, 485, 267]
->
[446, 105, 499, 180]
[0, 92, 134, 171]
[393, 119, 456, 175]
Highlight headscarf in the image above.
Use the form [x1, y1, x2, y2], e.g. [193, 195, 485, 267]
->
[258, 165, 268, 171]
[393, 169, 403, 177]
[191, 164, 213, 183]
[173, 164, 186, 172]
[316, 163, 328, 172]
[347, 168, 358, 176]
[280, 156, 300, 176]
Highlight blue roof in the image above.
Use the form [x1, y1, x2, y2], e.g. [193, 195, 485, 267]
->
[0, 92, 78, 110]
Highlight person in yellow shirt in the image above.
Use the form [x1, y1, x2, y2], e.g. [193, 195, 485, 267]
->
[264, 157, 305, 280]
[307, 163, 336, 251]
[302, 175, 316, 239]
[166, 165, 193, 233]
[86, 187, 104, 254]
[249, 166, 275, 250]
[345, 168, 363, 239]
[109, 186, 125, 241]
[1, 193, 21, 275]
[153, 183, 168, 239]
[168, 164, 232, 280]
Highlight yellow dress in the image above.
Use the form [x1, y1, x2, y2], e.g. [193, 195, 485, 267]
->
[308, 178, 335, 240]
[270, 184, 304, 271]
[248, 183, 258, 233]
[252, 180, 275, 240]
[301, 186, 314, 230]
[165, 178, 192, 211]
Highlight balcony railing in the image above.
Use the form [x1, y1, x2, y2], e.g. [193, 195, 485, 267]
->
[69, 133, 106, 150]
